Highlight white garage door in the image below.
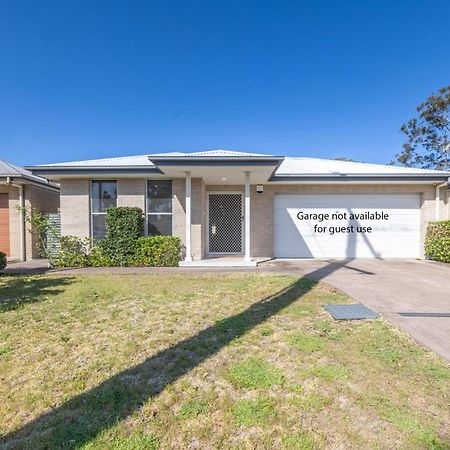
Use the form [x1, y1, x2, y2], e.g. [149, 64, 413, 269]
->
[274, 194, 421, 258]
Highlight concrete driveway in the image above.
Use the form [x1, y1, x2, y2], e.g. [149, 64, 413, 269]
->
[261, 259, 450, 362]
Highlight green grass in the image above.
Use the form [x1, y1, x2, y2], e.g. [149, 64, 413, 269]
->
[259, 326, 274, 336]
[289, 393, 332, 412]
[289, 333, 325, 353]
[85, 432, 161, 450]
[178, 399, 208, 419]
[231, 396, 277, 426]
[282, 430, 318, 449]
[426, 362, 450, 380]
[383, 408, 444, 448]
[227, 357, 284, 389]
[0, 273, 449, 449]
[302, 363, 351, 381]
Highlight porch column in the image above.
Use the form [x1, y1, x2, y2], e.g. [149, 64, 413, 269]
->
[244, 171, 251, 262]
[185, 171, 192, 262]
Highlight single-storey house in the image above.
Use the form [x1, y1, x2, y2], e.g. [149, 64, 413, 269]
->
[28, 150, 450, 265]
[0, 160, 60, 261]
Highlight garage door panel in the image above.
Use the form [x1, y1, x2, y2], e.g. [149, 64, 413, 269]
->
[274, 194, 421, 258]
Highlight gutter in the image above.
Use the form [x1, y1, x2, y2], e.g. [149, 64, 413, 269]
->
[270, 174, 450, 183]
[1, 175, 59, 192]
[27, 166, 162, 178]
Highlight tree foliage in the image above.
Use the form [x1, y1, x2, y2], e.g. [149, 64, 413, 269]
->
[394, 86, 450, 170]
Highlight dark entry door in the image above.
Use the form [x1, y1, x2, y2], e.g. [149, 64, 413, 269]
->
[208, 193, 243, 254]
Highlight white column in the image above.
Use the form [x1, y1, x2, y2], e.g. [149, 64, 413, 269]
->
[244, 171, 251, 262]
[185, 172, 192, 262]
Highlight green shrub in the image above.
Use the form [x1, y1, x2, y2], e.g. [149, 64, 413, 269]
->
[0, 252, 7, 270]
[130, 236, 181, 267]
[425, 221, 450, 263]
[51, 236, 112, 268]
[88, 245, 113, 267]
[98, 207, 144, 266]
[51, 211, 180, 268]
[51, 236, 92, 268]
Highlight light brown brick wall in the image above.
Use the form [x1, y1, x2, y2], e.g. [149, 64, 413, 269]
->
[0, 184, 59, 260]
[191, 178, 205, 259]
[117, 179, 146, 210]
[248, 183, 439, 258]
[204, 183, 442, 258]
[60, 179, 90, 239]
[0, 186, 20, 259]
[173, 178, 186, 245]
[58, 178, 200, 257]
[25, 185, 60, 259]
[57, 178, 447, 260]
[438, 185, 450, 220]
[171, 178, 205, 260]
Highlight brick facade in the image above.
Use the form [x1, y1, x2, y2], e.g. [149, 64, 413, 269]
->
[0, 184, 59, 260]
[58, 178, 449, 260]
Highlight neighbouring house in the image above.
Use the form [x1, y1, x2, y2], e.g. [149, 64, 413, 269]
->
[28, 150, 450, 266]
[0, 160, 60, 261]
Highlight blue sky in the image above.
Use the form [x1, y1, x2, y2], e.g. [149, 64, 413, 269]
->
[1, 0, 449, 166]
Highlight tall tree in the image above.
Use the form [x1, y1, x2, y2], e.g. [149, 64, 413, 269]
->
[394, 86, 450, 170]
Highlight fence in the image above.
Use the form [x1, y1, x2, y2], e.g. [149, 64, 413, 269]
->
[46, 213, 61, 258]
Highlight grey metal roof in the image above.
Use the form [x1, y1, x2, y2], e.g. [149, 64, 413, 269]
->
[0, 160, 58, 188]
[26, 150, 450, 182]
[32, 150, 274, 168]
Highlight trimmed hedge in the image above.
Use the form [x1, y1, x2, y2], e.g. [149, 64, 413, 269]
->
[0, 252, 6, 270]
[50, 205, 181, 268]
[98, 207, 144, 266]
[424, 220, 450, 263]
[130, 236, 182, 267]
[51, 235, 181, 268]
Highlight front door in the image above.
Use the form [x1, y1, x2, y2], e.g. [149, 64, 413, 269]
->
[207, 193, 243, 254]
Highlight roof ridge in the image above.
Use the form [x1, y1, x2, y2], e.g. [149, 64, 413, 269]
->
[75, 153, 150, 163]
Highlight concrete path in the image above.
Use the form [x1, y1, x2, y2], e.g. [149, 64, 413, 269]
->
[3, 258, 450, 362]
[262, 259, 450, 363]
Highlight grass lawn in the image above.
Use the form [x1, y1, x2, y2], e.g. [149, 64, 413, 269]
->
[0, 273, 449, 449]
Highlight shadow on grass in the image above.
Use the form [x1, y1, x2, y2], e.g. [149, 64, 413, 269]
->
[0, 276, 75, 313]
[1, 263, 344, 449]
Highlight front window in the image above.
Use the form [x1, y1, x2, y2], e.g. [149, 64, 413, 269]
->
[147, 180, 172, 235]
[91, 180, 117, 240]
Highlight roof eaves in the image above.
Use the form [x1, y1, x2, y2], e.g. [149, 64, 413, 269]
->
[27, 165, 163, 176]
[148, 155, 285, 167]
[148, 155, 284, 161]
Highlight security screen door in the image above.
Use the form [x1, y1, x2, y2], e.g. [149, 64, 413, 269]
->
[208, 193, 243, 254]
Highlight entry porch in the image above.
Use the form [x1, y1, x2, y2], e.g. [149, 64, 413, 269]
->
[148, 153, 281, 266]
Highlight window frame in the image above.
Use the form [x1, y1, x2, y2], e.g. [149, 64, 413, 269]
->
[146, 179, 173, 236]
[90, 180, 118, 240]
